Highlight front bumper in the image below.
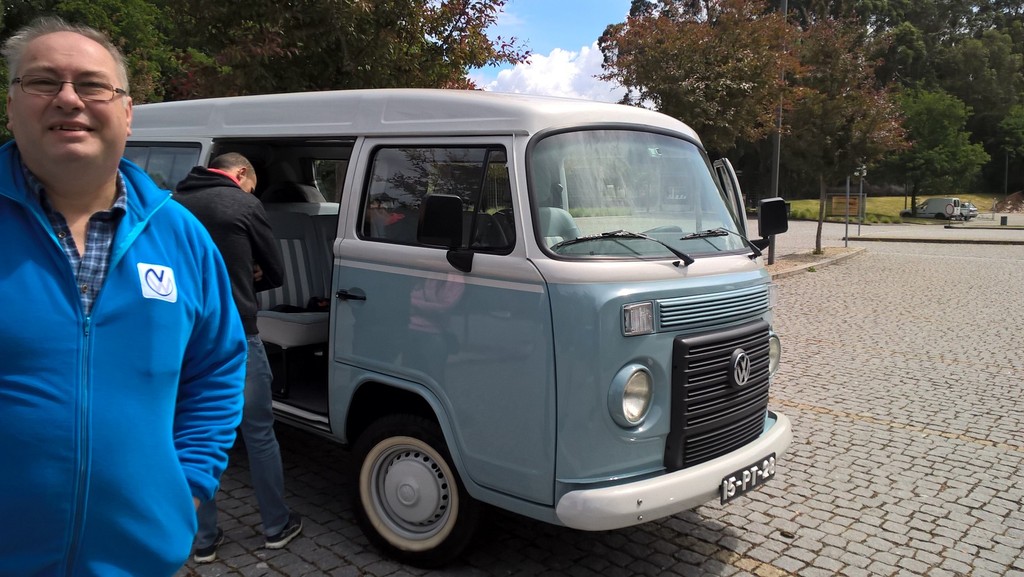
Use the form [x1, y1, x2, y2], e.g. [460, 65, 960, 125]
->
[554, 410, 792, 531]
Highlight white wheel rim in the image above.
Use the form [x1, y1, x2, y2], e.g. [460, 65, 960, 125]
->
[359, 436, 459, 552]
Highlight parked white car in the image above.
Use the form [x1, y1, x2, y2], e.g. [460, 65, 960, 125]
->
[960, 202, 979, 220]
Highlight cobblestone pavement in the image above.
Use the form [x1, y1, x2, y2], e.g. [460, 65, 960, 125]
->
[177, 219, 1024, 577]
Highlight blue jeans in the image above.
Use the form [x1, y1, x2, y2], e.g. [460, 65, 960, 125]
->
[196, 336, 290, 546]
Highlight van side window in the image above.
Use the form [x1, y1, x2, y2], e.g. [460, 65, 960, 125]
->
[313, 159, 348, 203]
[361, 146, 514, 253]
[124, 143, 201, 190]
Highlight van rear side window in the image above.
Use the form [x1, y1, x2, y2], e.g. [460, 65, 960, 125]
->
[360, 146, 515, 253]
[124, 143, 201, 190]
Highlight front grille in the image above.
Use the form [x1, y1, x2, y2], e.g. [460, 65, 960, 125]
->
[664, 320, 770, 471]
[658, 285, 768, 333]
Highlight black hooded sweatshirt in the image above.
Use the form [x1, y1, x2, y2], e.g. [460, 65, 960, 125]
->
[174, 167, 284, 335]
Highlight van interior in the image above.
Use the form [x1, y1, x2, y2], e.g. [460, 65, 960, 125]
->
[222, 139, 354, 418]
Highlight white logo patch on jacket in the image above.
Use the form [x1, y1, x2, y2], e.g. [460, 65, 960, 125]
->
[137, 263, 178, 303]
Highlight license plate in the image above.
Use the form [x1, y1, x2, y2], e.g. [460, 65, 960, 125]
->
[720, 453, 776, 504]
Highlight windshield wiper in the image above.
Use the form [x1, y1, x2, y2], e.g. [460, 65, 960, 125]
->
[551, 230, 695, 266]
[680, 229, 729, 240]
[681, 227, 763, 260]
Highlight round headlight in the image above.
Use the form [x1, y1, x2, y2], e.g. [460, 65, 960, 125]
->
[768, 334, 782, 376]
[609, 365, 654, 428]
[622, 370, 652, 425]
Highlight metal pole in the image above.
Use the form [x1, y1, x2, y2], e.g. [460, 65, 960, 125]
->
[769, 0, 788, 201]
[845, 176, 850, 248]
[767, 0, 787, 266]
[858, 174, 864, 236]
[770, 114, 782, 201]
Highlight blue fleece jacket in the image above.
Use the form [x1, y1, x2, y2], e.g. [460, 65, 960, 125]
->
[0, 142, 246, 576]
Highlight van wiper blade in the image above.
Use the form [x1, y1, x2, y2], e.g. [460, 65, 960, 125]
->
[681, 227, 762, 260]
[552, 229, 695, 267]
[680, 228, 729, 239]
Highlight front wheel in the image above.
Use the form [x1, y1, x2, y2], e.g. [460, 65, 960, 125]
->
[351, 414, 480, 567]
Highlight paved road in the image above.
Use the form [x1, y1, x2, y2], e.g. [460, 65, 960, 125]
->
[178, 219, 1024, 577]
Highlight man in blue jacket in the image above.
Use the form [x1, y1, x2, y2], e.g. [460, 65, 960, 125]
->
[0, 16, 246, 577]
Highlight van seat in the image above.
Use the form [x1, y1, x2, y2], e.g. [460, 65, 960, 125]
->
[256, 311, 329, 344]
[257, 207, 336, 394]
[265, 202, 338, 269]
[538, 206, 580, 247]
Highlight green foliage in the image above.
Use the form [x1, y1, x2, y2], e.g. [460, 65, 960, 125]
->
[0, 0, 526, 104]
[0, 0, 174, 103]
[778, 15, 905, 251]
[999, 104, 1024, 157]
[598, 0, 797, 155]
[783, 17, 906, 183]
[862, 2, 1024, 194]
[883, 88, 989, 207]
[154, 0, 529, 98]
[937, 29, 1024, 121]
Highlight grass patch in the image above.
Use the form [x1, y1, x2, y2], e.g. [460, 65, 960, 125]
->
[784, 194, 1000, 223]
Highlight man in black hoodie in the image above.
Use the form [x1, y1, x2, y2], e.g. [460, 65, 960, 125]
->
[174, 153, 302, 563]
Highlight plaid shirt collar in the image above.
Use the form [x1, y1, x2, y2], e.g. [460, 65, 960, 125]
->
[22, 162, 129, 215]
[22, 162, 129, 315]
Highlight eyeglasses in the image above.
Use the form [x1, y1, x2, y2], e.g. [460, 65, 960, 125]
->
[12, 75, 127, 102]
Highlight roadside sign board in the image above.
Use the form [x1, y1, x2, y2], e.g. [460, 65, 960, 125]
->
[827, 194, 862, 217]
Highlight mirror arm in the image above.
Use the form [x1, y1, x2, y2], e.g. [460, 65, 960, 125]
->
[447, 250, 474, 273]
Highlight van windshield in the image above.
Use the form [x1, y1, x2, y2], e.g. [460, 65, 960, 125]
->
[530, 129, 746, 259]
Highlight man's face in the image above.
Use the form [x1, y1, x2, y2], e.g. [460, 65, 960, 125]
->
[6, 31, 132, 181]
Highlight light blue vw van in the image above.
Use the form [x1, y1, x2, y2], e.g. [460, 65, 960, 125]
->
[127, 89, 792, 567]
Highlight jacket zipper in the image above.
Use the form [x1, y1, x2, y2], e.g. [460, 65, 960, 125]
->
[61, 314, 91, 575]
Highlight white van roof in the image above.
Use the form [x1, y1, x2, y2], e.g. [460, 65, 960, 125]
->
[129, 88, 701, 142]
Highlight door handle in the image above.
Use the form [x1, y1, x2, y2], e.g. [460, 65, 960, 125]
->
[335, 289, 367, 301]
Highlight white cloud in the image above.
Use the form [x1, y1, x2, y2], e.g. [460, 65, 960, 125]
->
[471, 42, 626, 103]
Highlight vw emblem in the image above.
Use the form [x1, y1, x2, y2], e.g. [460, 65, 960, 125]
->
[730, 349, 751, 388]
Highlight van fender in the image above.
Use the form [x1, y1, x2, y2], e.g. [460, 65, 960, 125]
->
[338, 367, 564, 529]
[337, 369, 475, 486]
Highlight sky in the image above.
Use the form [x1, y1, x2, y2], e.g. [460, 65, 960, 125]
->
[467, 0, 632, 102]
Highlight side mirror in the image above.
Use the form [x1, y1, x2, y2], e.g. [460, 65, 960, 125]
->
[417, 194, 474, 273]
[758, 197, 789, 239]
[418, 194, 463, 248]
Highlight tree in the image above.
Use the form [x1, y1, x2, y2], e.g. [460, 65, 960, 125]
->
[155, 0, 529, 99]
[0, 0, 527, 105]
[997, 104, 1024, 195]
[853, 1, 1024, 195]
[999, 104, 1024, 159]
[884, 88, 989, 211]
[782, 17, 906, 253]
[65, 0, 175, 102]
[598, 0, 797, 155]
[933, 29, 1024, 190]
[0, 0, 175, 141]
